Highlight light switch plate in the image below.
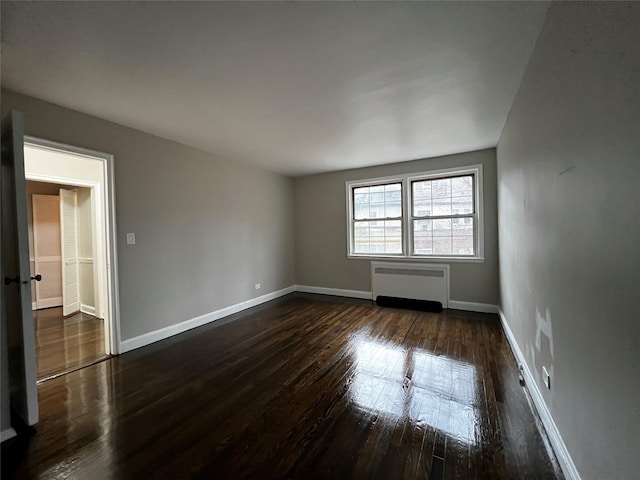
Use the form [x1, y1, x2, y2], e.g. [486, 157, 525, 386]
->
[126, 233, 136, 245]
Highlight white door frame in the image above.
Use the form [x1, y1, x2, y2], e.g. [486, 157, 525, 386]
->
[22, 136, 121, 355]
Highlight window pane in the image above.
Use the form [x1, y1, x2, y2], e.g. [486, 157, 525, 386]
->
[353, 183, 401, 220]
[369, 202, 385, 219]
[353, 222, 370, 253]
[432, 219, 451, 254]
[451, 176, 474, 214]
[353, 219, 402, 255]
[413, 219, 433, 255]
[385, 183, 401, 194]
[385, 184, 402, 217]
[433, 218, 452, 237]
[432, 178, 451, 198]
[384, 220, 402, 254]
[354, 187, 370, 220]
[355, 204, 369, 220]
[412, 181, 432, 217]
[453, 236, 474, 255]
[432, 197, 451, 216]
[413, 217, 474, 256]
[385, 201, 402, 218]
[452, 216, 474, 236]
[433, 237, 452, 255]
[370, 185, 385, 203]
[412, 175, 474, 217]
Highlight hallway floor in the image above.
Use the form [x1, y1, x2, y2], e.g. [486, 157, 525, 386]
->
[34, 307, 107, 381]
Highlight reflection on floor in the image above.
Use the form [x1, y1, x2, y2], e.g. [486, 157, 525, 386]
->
[351, 334, 478, 444]
[7, 294, 564, 479]
[34, 307, 107, 381]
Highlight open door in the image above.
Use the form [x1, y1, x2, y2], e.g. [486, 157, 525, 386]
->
[32, 194, 63, 309]
[1, 111, 39, 427]
[60, 188, 80, 316]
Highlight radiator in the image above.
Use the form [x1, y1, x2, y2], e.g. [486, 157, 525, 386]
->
[371, 262, 449, 308]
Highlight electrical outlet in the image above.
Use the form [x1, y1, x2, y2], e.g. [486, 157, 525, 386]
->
[542, 366, 551, 389]
[254, 283, 261, 290]
[126, 233, 136, 245]
[518, 363, 526, 386]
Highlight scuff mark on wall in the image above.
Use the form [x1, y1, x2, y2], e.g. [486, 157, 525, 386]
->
[526, 306, 555, 392]
[557, 165, 575, 176]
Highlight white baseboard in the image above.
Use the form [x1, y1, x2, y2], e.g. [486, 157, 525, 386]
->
[1, 428, 16, 442]
[119, 286, 296, 353]
[295, 285, 500, 314]
[32, 301, 37, 311]
[295, 285, 373, 300]
[498, 309, 581, 480]
[117, 282, 494, 355]
[447, 300, 499, 314]
[81, 304, 96, 316]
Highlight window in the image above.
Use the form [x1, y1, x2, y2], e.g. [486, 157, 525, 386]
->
[352, 183, 403, 255]
[346, 165, 483, 261]
[412, 174, 475, 256]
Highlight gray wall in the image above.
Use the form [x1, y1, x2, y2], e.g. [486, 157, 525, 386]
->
[294, 149, 499, 305]
[2, 89, 296, 341]
[496, 3, 640, 479]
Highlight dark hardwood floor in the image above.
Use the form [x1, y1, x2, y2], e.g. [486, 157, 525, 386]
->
[3, 294, 563, 479]
[34, 307, 107, 381]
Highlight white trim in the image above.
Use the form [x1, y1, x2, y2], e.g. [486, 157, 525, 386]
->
[116, 282, 500, 358]
[119, 286, 296, 353]
[296, 284, 501, 314]
[23, 136, 121, 355]
[447, 300, 499, 314]
[78, 257, 93, 264]
[24, 172, 96, 188]
[81, 304, 96, 316]
[296, 285, 373, 300]
[32, 301, 37, 311]
[295, 284, 499, 314]
[1, 428, 17, 443]
[498, 308, 581, 480]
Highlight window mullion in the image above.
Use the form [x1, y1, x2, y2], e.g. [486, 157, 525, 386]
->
[404, 178, 411, 256]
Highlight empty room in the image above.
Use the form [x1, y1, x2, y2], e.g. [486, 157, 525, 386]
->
[1, 2, 638, 479]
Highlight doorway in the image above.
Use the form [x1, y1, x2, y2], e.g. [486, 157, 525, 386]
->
[27, 181, 108, 380]
[22, 137, 121, 381]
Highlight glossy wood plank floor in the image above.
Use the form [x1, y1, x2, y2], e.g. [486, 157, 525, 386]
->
[34, 307, 107, 381]
[4, 294, 563, 479]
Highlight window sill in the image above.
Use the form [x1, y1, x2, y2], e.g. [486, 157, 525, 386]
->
[347, 254, 485, 264]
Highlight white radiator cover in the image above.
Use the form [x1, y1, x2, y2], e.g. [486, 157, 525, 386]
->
[371, 262, 449, 308]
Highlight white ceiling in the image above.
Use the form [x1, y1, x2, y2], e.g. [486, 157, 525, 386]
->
[1, 2, 549, 177]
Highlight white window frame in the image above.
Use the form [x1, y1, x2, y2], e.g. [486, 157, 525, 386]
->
[346, 164, 484, 262]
